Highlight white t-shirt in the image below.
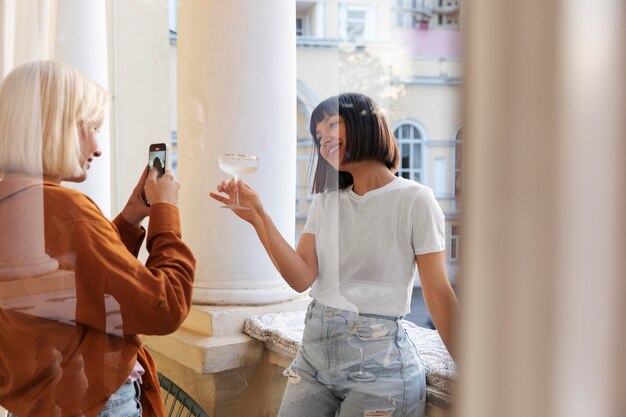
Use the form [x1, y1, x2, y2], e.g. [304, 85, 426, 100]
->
[303, 176, 445, 317]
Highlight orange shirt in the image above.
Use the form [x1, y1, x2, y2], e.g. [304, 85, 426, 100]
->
[0, 175, 196, 416]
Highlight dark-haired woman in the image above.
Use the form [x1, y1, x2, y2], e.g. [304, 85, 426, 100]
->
[210, 92, 457, 417]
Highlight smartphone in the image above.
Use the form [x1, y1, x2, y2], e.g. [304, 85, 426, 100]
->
[143, 143, 167, 206]
[148, 143, 167, 178]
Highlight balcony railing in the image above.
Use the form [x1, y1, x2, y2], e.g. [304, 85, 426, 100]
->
[393, 0, 434, 19]
[433, 4, 460, 14]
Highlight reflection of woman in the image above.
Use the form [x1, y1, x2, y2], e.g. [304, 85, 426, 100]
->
[0, 60, 195, 416]
[153, 156, 163, 176]
[211, 92, 458, 416]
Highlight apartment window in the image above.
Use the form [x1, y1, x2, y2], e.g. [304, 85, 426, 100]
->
[296, 17, 303, 36]
[454, 126, 463, 208]
[450, 225, 461, 261]
[346, 9, 367, 41]
[396, 12, 405, 27]
[394, 122, 424, 183]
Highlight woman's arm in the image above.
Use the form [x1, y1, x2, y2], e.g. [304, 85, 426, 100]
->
[255, 215, 318, 292]
[416, 251, 458, 359]
[210, 179, 318, 292]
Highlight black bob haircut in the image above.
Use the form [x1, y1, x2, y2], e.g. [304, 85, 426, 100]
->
[308, 92, 400, 193]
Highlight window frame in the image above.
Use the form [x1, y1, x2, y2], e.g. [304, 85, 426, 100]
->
[452, 125, 463, 209]
[393, 120, 428, 184]
[340, 4, 375, 42]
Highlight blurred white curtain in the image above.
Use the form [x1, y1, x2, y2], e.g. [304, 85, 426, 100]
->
[459, 1, 625, 417]
[0, 0, 56, 78]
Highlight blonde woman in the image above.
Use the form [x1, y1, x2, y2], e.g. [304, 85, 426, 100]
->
[0, 60, 195, 416]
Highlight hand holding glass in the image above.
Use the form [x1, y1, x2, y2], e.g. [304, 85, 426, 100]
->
[218, 154, 259, 210]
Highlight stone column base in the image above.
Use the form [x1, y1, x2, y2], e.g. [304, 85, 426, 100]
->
[141, 296, 311, 417]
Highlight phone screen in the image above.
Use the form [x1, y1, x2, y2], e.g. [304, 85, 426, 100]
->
[148, 144, 166, 178]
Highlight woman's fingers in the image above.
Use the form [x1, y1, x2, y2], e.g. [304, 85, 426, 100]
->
[209, 192, 228, 204]
[218, 179, 235, 191]
[218, 178, 241, 193]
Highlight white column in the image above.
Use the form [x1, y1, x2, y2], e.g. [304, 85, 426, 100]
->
[178, 0, 299, 305]
[54, 0, 111, 217]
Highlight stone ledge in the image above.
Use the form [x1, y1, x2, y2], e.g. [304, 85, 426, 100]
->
[141, 329, 264, 374]
[181, 296, 311, 337]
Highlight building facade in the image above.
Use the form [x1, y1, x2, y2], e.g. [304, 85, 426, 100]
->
[294, 0, 463, 284]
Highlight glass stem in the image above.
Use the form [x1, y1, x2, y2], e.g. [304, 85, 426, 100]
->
[233, 176, 240, 206]
[359, 348, 365, 373]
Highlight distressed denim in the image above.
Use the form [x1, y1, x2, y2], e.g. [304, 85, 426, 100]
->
[96, 381, 141, 417]
[278, 300, 426, 417]
[6, 381, 141, 417]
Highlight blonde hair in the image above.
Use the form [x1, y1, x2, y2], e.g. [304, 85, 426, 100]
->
[0, 60, 110, 178]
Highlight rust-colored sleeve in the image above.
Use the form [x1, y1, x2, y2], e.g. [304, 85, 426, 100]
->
[71, 201, 196, 336]
[112, 214, 146, 257]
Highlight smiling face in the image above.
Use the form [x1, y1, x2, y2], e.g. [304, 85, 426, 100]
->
[315, 114, 346, 171]
[65, 123, 102, 183]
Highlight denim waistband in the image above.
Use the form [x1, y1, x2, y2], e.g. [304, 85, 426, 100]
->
[308, 299, 405, 322]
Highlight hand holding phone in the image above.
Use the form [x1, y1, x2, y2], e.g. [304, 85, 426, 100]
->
[148, 143, 167, 178]
[142, 143, 167, 206]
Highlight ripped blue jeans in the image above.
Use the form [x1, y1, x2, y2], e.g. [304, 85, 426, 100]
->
[278, 300, 426, 417]
[96, 380, 142, 417]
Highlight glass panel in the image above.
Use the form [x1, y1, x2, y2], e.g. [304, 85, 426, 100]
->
[401, 124, 411, 138]
[412, 125, 421, 139]
[451, 237, 458, 259]
[451, 225, 460, 236]
[401, 171, 411, 179]
[396, 12, 404, 27]
[296, 18, 303, 36]
[414, 171, 421, 183]
[348, 10, 366, 19]
[402, 154, 410, 169]
[347, 22, 365, 39]
[455, 170, 462, 207]
[412, 15, 419, 28]
[413, 143, 422, 168]
[455, 142, 463, 169]
[402, 143, 410, 157]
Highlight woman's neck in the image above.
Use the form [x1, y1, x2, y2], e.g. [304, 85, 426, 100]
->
[344, 160, 396, 196]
